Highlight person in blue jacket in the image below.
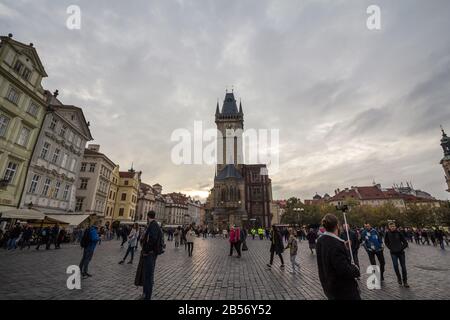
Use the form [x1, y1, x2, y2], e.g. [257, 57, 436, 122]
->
[361, 223, 385, 281]
[79, 221, 100, 278]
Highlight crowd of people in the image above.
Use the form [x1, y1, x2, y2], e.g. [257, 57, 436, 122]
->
[1, 212, 449, 301]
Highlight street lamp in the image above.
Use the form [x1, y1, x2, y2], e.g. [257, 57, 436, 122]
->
[293, 207, 304, 227]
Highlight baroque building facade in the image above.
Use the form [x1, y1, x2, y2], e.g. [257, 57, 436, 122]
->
[21, 91, 93, 213]
[440, 127, 450, 193]
[0, 34, 48, 211]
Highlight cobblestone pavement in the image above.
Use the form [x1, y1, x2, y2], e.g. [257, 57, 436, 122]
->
[0, 237, 449, 300]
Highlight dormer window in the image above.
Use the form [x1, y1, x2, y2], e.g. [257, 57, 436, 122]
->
[13, 60, 24, 74]
[22, 67, 32, 81]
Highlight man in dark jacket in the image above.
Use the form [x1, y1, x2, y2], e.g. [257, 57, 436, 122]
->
[385, 222, 409, 287]
[317, 214, 360, 300]
[267, 225, 285, 269]
[141, 211, 163, 300]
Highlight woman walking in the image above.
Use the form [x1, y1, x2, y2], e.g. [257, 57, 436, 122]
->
[174, 226, 181, 248]
[118, 223, 139, 264]
[286, 228, 300, 273]
[186, 226, 195, 257]
[306, 228, 318, 254]
[267, 225, 285, 269]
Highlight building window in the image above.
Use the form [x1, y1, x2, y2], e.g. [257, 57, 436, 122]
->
[6, 87, 20, 105]
[3, 162, 18, 184]
[80, 178, 88, 190]
[0, 115, 10, 137]
[124, 180, 129, 185]
[61, 153, 68, 168]
[89, 163, 96, 172]
[70, 159, 76, 172]
[119, 208, 124, 216]
[67, 130, 74, 142]
[49, 117, 58, 131]
[26, 102, 39, 117]
[121, 193, 127, 201]
[63, 185, 70, 200]
[13, 60, 24, 74]
[17, 127, 31, 147]
[75, 198, 84, 211]
[40, 142, 50, 159]
[51, 148, 60, 163]
[59, 125, 67, 138]
[53, 181, 61, 199]
[109, 190, 113, 199]
[22, 67, 32, 81]
[42, 178, 52, 196]
[80, 162, 87, 172]
[28, 174, 40, 193]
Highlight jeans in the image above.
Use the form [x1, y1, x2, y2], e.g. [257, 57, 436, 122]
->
[79, 248, 95, 274]
[122, 245, 135, 262]
[367, 250, 385, 277]
[390, 251, 407, 283]
[290, 255, 299, 270]
[143, 253, 157, 300]
[7, 238, 17, 250]
[187, 242, 194, 257]
[229, 242, 241, 257]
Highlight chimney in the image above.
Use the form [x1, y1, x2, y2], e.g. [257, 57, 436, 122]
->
[87, 144, 100, 152]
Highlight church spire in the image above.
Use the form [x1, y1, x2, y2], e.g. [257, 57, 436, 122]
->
[216, 100, 220, 115]
[239, 99, 243, 114]
[441, 125, 450, 157]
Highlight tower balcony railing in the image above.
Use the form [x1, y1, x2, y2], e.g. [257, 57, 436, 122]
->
[216, 201, 242, 209]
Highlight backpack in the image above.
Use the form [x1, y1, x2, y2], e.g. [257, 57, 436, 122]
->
[80, 227, 91, 248]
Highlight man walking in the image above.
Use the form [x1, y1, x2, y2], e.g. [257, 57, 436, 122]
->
[141, 211, 163, 300]
[384, 222, 409, 287]
[316, 214, 360, 300]
[361, 223, 385, 281]
[79, 221, 100, 278]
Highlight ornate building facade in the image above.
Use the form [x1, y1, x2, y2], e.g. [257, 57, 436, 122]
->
[211, 91, 273, 229]
[440, 126, 450, 193]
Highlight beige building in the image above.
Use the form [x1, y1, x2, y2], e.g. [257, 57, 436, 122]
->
[164, 192, 188, 225]
[105, 165, 119, 226]
[136, 182, 156, 223]
[112, 169, 141, 223]
[0, 34, 47, 211]
[20, 91, 93, 213]
[74, 144, 116, 224]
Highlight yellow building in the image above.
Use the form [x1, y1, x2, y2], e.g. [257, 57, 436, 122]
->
[0, 34, 48, 211]
[105, 164, 119, 226]
[112, 168, 141, 223]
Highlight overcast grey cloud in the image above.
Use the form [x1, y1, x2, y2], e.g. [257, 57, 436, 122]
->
[1, 0, 449, 200]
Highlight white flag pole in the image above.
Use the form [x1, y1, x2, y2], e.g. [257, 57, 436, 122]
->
[342, 211, 355, 265]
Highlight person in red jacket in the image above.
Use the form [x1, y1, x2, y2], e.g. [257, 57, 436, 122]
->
[229, 225, 241, 258]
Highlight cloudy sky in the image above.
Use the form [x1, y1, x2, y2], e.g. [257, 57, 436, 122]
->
[2, 0, 450, 201]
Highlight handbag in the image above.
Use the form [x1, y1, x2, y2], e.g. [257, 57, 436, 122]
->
[134, 251, 145, 287]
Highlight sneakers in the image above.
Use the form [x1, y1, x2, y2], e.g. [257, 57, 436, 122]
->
[403, 282, 410, 288]
[266, 264, 272, 268]
[280, 264, 285, 269]
[127, 261, 133, 264]
[398, 280, 403, 286]
[118, 260, 124, 264]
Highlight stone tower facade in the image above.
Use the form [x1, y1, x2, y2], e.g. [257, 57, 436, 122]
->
[440, 126, 450, 193]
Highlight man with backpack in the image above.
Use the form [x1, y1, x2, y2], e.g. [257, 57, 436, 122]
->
[140, 211, 164, 300]
[79, 221, 100, 278]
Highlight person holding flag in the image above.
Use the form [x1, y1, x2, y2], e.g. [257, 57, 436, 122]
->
[316, 214, 361, 300]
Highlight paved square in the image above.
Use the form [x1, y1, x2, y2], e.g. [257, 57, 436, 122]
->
[0, 237, 449, 300]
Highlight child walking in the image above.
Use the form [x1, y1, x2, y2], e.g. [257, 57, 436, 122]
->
[286, 228, 300, 273]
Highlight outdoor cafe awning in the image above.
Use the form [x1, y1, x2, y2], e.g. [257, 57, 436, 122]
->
[45, 214, 91, 227]
[0, 208, 46, 221]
